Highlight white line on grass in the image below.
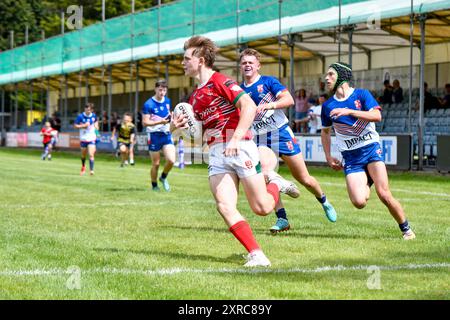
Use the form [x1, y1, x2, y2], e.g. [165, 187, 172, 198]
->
[1, 262, 448, 277]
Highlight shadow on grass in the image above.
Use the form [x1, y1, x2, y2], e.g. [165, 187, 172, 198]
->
[249, 227, 389, 240]
[106, 187, 147, 192]
[93, 247, 244, 265]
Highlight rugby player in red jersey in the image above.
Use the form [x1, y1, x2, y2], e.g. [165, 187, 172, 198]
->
[40, 121, 56, 161]
[172, 36, 299, 267]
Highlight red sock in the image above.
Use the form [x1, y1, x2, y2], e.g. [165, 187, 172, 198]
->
[229, 220, 260, 253]
[266, 183, 280, 204]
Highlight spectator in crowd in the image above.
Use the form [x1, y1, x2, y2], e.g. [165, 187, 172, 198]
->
[308, 94, 327, 134]
[50, 113, 61, 132]
[378, 80, 393, 104]
[440, 83, 450, 108]
[294, 88, 310, 133]
[49, 112, 62, 149]
[101, 111, 109, 132]
[318, 80, 327, 96]
[423, 82, 440, 112]
[111, 112, 120, 130]
[392, 79, 403, 103]
[137, 111, 143, 132]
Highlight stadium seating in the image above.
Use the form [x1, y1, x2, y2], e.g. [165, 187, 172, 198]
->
[376, 88, 450, 166]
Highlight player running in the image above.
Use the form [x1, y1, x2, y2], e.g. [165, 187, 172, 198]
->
[74, 103, 98, 176]
[142, 80, 175, 191]
[111, 112, 136, 167]
[321, 62, 415, 240]
[239, 49, 337, 233]
[40, 121, 56, 161]
[172, 36, 299, 267]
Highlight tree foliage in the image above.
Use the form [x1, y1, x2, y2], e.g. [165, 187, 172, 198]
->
[0, 0, 173, 51]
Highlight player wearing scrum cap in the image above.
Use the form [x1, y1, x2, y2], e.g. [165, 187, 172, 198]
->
[172, 36, 300, 267]
[240, 48, 337, 233]
[142, 79, 175, 192]
[321, 62, 415, 240]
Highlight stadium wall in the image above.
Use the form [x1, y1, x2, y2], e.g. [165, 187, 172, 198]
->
[5, 132, 416, 170]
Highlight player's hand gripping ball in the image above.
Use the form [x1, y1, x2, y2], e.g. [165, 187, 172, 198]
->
[173, 103, 201, 139]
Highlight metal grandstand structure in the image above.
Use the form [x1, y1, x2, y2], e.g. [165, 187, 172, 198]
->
[0, 0, 450, 169]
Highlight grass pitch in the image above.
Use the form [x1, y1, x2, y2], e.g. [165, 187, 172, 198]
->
[0, 148, 448, 299]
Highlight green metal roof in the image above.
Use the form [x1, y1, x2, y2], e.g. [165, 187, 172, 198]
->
[1, 0, 449, 86]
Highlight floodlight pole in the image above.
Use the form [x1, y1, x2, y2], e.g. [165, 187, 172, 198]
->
[418, 14, 426, 170]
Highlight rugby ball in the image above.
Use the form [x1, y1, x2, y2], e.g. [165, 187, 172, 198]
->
[173, 102, 201, 139]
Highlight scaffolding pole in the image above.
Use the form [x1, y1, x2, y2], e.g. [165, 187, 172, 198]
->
[100, 66, 105, 131]
[408, 0, 414, 171]
[134, 63, 139, 127]
[29, 81, 33, 127]
[14, 84, 18, 129]
[108, 65, 112, 132]
[278, 0, 282, 80]
[64, 75, 68, 130]
[236, 0, 240, 81]
[288, 34, 295, 126]
[418, 14, 426, 170]
[1, 88, 5, 139]
[85, 71, 89, 105]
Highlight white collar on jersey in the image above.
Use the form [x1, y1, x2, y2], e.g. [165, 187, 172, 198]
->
[243, 75, 261, 88]
[83, 112, 94, 118]
[152, 96, 165, 103]
[333, 87, 355, 102]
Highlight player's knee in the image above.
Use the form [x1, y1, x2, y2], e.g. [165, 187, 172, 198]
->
[299, 175, 315, 188]
[251, 202, 272, 216]
[378, 190, 393, 206]
[351, 198, 367, 209]
[216, 202, 235, 217]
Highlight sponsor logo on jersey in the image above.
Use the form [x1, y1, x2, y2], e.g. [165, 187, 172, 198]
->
[223, 80, 235, 87]
[344, 132, 373, 149]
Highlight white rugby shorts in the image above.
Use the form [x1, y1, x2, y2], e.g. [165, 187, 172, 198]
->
[208, 140, 261, 178]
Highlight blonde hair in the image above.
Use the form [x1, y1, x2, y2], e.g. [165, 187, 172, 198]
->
[183, 36, 218, 68]
[239, 48, 261, 62]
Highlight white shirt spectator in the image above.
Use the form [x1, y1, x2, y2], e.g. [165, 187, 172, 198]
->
[308, 105, 323, 133]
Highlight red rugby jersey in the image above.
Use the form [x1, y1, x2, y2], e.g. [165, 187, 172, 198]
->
[189, 72, 253, 145]
[41, 127, 54, 144]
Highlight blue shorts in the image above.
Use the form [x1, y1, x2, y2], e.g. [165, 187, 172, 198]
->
[255, 124, 301, 157]
[148, 132, 173, 152]
[341, 142, 384, 176]
[80, 141, 96, 148]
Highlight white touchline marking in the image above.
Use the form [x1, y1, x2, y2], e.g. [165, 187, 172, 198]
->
[0, 263, 448, 277]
